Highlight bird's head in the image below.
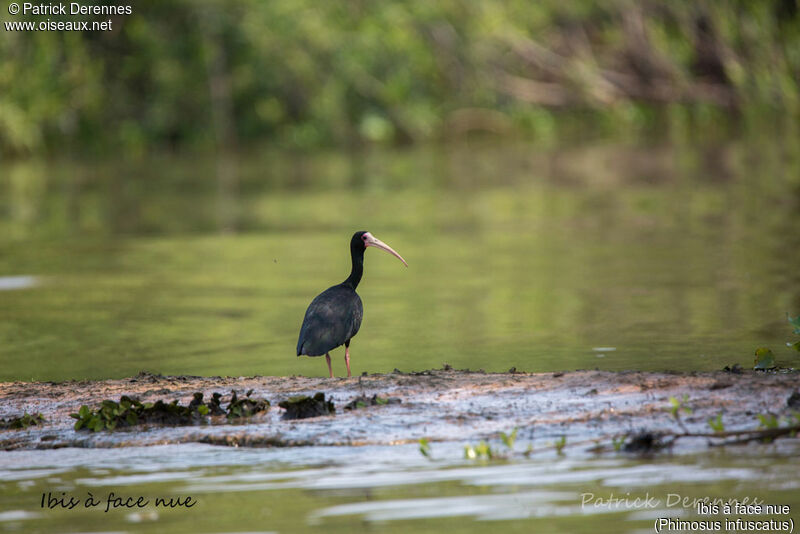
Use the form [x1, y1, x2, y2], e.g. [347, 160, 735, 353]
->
[352, 231, 407, 266]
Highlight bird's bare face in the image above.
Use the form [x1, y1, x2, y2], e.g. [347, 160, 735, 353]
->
[362, 232, 407, 266]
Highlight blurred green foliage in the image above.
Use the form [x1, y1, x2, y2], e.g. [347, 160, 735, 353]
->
[1, 0, 799, 156]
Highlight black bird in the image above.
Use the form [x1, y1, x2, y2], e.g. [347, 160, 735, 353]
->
[297, 231, 407, 377]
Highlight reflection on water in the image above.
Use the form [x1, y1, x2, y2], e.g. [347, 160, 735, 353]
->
[1, 141, 799, 380]
[0, 276, 38, 291]
[0, 443, 798, 533]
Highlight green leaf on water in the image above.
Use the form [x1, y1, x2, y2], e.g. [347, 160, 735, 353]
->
[419, 438, 431, 458]
[754, 347, 775, 370]
[707, 413, 725, 433]
[475, 441, 493, 459]
[197, 405, 209, 416]
[788, 314, 800, 335]
[554, 435, 567, 456]
[757, 413, 779, 429]
[464, 444, 476, 460]
[90, 416, 104, 432]
[464, 441, 495, 460]
[500, 428, 518, 450]
[668, 395, 692, 417]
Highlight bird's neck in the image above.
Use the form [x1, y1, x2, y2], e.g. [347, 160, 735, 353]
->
[343, 247, 364, 290]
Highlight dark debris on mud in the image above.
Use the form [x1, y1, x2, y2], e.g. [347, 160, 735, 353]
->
[343, 394, 401, 411]
[1, 368, 799, 455]
[278, 392, 334, 420]
[622, 431, 670, 453]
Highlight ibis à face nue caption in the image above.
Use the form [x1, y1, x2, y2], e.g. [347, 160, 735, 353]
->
[296, 231, 407, 378]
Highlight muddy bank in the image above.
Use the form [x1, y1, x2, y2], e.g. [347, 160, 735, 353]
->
[0, 369, 797, 453]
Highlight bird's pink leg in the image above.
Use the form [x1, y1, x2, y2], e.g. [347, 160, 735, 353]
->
[325, 353, 333, 378]
[345, 345, 351, 377]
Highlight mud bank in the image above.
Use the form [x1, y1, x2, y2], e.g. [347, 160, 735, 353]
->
[0, 369, 797, 453]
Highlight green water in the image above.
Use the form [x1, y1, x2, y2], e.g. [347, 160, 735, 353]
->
[1, 141, 799, 381]
[1, 444, 799, 534]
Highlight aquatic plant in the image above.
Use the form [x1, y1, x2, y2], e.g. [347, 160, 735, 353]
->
[70, 391, 270, 432]
[753, 348, 776, 370]
[788, 314, 800, 352]
[757, 414, 779, 430]
[464, 441, 494, 460]
[707, 413, 725, 433]
[463, 427, 522, 460]
[500, 428, 518, 450]
[751, 314, 800, 370]
[668, 395, 692, 432]
[71, 396, 206, 432]
[554, 436, 567, 456]
[0, 412, 44, 430]
[226, 390, 270, 421]
[418, 438, 431, 458]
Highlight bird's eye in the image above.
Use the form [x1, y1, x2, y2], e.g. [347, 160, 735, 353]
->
[362, 235, 367, 241]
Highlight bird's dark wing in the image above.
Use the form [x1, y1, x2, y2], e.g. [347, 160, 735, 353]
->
[297, 284, 363, 356]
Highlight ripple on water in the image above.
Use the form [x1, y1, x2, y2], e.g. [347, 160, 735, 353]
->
[0, 276, 39, 291]
[0, 511, 42, 522]
[309, 490, 580, 523]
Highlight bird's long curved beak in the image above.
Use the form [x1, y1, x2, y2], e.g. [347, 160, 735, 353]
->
[364, 232, 408, 267]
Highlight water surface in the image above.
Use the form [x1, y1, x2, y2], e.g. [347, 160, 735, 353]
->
[1, 443, 799, 534]
[1, 141, 799, 380]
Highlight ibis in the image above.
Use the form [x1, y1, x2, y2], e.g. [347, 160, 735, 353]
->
[296, 231, 407, 377]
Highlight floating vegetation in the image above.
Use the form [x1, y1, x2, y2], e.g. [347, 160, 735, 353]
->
[418, 438, 431, 458]
[750, 314, 800, 371]
[753, 348, 776, 370]
[668, 394, 693, 432]
[430, 398, 800, 461]
[0, 412, 45, 430]
[464, 441, 495, 460]
[70, 391, 270, 432]
[592, 403, 800, 454]
[71, 396, 205, 431]
[790, 314, 800, 335]
[462, 428, 520, 461]
[190, 392, 222, 416]
[553, 435, 567, 456]
[419, 428, 528, 461]
[278, 393, 334, 420]
[226, 390, 270, 420]
[707, 413, 725, 433]
[500, 428, 518, 449]
[343, 394, 401, 411]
